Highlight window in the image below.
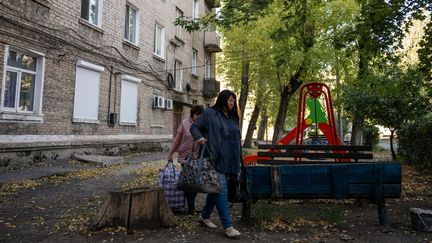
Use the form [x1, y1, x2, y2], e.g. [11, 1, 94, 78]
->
[174, 60, 183, 91]
[81, 0, 103, 27]
[192, 0, 199, 20]
[192, 49, 198, 75]
[73, 60, 104, 123]
[205, 59, 211, 78]
[125, 4, 139, 44]
[1, 46, 45, 122]
[175, 8, 183, 39]
[154, 24, 165, 58]
[120, 75, 140, 125]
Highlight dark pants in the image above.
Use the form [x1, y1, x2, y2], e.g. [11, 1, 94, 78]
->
[181, 164, 197, 212]
[184, 191, 197, 212]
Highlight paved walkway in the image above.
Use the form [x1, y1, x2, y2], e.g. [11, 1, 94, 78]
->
[0, 152, 166, 185]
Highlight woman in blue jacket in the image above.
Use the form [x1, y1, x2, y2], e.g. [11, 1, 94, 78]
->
[190, 89, 242, 238]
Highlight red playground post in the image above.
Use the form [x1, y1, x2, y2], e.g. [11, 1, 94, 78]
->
[243, 82, 347, 165]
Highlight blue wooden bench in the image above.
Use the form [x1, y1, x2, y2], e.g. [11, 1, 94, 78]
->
[241, 144, 402, 226]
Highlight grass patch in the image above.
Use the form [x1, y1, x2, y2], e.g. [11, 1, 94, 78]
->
[252, 201, 297, 224]
[317, 206, 343, 226]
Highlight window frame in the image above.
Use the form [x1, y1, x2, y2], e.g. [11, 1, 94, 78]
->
[192, 49, 198, 76]
[174, 60, 183, 91]
[119, 75, 140, 125]
[192, 0, 199, 20]
[72, 60, 104, 124]
[0, 45, 45, 123]
[80, 0, 103, 27]
[205, 58, 211, 79]
[153, 23, 165, 59]
[175, 7, 184, 40]
[124, 3, 139, 45]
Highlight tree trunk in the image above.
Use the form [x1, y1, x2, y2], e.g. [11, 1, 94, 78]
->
[390, 129, 396, 160]
[238, 51, 250, 134]
[243, 104, 261, 148]
[350, 116, 364, 146]
[257, 109, 268, 141]
[272, 85, 291, 144]
[272, 0, 312, 144]
[90, 187, 178, 232]
[272, 70, 303, 144]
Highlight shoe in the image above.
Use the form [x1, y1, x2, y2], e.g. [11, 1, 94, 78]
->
[225, 226, 241, 238]
[199, 215, 217, 228]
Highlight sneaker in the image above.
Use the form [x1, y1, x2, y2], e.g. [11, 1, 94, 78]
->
[199, 215, 217, 228]
[225, 226, 241, 238]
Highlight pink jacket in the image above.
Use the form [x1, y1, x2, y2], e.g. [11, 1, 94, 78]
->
[167, 118, 198, 164]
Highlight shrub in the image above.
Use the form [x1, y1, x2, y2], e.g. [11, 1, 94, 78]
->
[363, 123, 380, 147]
[397, 114, 432, 168]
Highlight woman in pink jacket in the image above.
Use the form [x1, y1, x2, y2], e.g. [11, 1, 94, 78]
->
[167, 105, 204, 214]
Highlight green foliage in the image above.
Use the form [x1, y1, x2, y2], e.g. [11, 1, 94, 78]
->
[368, 65, 430, 131]
[363, 123, 379, 147]
[176, 0, 431, 142]
[418, 20, 432, 80]
[397, 113, 432, 168]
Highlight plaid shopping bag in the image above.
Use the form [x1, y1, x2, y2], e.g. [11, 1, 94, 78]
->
[157, 161, 185, 212]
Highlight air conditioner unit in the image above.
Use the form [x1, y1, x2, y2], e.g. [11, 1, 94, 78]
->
[165, 99, 173, 110]
[153, 95, 165, 109]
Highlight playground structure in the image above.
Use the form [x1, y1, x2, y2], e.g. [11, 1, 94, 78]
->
[240, 82, 401, 226]
[244, 82, 346, 165]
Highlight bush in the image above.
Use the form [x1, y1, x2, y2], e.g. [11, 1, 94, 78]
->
[397, 114, 432, 168]
[363, 123, 380, 147]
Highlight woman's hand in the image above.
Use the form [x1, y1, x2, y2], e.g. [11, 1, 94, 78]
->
[197, 137, 207, 145]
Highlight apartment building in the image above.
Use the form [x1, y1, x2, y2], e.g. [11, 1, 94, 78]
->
[0, 0, 222, 168]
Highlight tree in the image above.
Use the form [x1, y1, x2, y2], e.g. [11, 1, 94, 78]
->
[343, 0, 431, 145]
[368, 66, 430, 159]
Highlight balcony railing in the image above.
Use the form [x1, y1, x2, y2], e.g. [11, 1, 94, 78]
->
[203, 78, 220, 98]
[205, 0, 221, 8]
[204, 31, 222, 53]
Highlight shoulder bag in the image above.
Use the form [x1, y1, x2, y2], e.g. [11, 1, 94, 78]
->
[177, 144, 220, 193]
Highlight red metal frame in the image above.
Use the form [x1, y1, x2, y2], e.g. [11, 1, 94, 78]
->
[243, 82, 347, 165]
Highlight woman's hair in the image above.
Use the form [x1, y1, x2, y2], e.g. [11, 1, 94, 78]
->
[190, 105, 204, 118]
[212, 89, 240, 123]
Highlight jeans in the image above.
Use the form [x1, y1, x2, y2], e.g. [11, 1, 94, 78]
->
[201, 172, 233, 229]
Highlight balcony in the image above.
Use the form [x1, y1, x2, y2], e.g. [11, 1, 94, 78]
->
[205, 0, 221, 8]
[203, 78, 220, 98]
[204, 31, 222, 53]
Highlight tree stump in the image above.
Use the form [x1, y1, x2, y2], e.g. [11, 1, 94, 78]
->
[90, 187, 178, 231]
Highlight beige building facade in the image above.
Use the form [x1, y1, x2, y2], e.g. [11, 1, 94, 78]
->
[0, 0, 221, 168]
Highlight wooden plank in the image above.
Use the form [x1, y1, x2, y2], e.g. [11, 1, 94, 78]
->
[245, 163, 402, 200]
[271, 166, 282, 198]
[331, 165, 349, 199]
[257, 151, 373, 159]
[247, 163, 401, 182]
[257, 160, 335, 165]
[248, 184, 401, 199]
[257, 144, 373, 151]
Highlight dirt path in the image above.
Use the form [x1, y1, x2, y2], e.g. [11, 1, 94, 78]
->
[0, 158, 431, 242]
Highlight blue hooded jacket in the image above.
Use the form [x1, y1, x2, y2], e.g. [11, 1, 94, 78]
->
[190, 107, 242, 176]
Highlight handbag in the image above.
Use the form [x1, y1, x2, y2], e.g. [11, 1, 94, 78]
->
[157, 161, 185, 212]
[227, 165, 248, 203]
[177, 144, 220, 193]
